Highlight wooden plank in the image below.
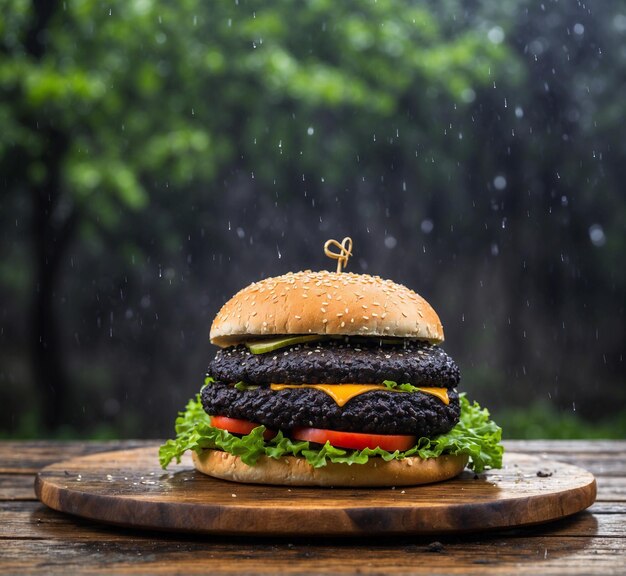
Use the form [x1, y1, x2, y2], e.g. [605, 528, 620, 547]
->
[596, 477, 626, 501]
[2, 440, 622, 473]
[0, 441, 624, 575]
[516, 455, 626, 477]
[503, 453, 626, 477]
[588, 501, 626, 513]
[0, 535, 624, 575]
[1, 500, 624, 540]
[35, 448, 597, 536]
[504, 440, 626, 454]
[0, 475, 35, 501]
[503, 442, 626, 477]
[0, 441, 153, 474]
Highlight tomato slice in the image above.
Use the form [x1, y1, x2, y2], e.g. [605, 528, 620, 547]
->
[291, 427, 416, 452]
[211, 415, 276, 440]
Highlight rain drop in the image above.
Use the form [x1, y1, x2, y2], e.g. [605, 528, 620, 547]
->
[420, 219, 434, 234]
[461, 88, 476, 103]
[494, 175, 507, 190]
[487, 26, 505, 44]
[588, 224, 606, 247]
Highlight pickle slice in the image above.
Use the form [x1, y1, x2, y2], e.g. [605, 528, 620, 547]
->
[245, 335, 325, 354]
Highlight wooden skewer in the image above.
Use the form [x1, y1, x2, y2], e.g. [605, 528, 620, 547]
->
[324, 237, 353, 273]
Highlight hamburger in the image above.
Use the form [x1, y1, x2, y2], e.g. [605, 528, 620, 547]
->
[160, 268, 503, 486]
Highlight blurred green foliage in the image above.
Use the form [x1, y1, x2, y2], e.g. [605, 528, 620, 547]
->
[499, 404, 626, 440]
[0, 0, 624, 439]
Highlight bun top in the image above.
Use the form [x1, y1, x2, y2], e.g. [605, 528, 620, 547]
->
[210, 270, 444, 347]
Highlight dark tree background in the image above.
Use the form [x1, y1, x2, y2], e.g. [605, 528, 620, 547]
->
[0, 0, 624, 439]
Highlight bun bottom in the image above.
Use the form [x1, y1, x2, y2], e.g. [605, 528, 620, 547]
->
[192, 450, 469, 487]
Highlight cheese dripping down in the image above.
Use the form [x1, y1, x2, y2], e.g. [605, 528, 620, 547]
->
[269, 383, 449, 407]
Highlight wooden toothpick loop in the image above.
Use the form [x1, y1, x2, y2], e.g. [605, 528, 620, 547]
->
[324, 237, 353, 273]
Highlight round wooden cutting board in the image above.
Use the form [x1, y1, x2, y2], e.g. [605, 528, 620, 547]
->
[35, 447, 596, 536]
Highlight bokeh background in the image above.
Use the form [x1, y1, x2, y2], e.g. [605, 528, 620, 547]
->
[1, 0, 625, 439]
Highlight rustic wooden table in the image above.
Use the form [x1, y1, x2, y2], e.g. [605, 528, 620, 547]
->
[1, 440, 624, 574]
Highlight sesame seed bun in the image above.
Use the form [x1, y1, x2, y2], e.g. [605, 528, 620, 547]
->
[192, 449, 468, 487]
[210, 270, 444, 347]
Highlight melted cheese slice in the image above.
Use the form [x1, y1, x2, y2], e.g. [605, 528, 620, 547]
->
[269, 383, 449, 407]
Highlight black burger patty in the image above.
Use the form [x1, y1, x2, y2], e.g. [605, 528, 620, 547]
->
[209, 340, 460, 389]
[201, 381, 461, 437]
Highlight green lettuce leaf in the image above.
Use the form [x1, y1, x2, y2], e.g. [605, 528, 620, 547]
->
[382, 379, 421, 393]
[158, 393, 503, 473]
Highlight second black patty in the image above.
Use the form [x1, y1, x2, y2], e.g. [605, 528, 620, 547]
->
[201, 381, 461, 437]
[209, 340, 460, 388]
